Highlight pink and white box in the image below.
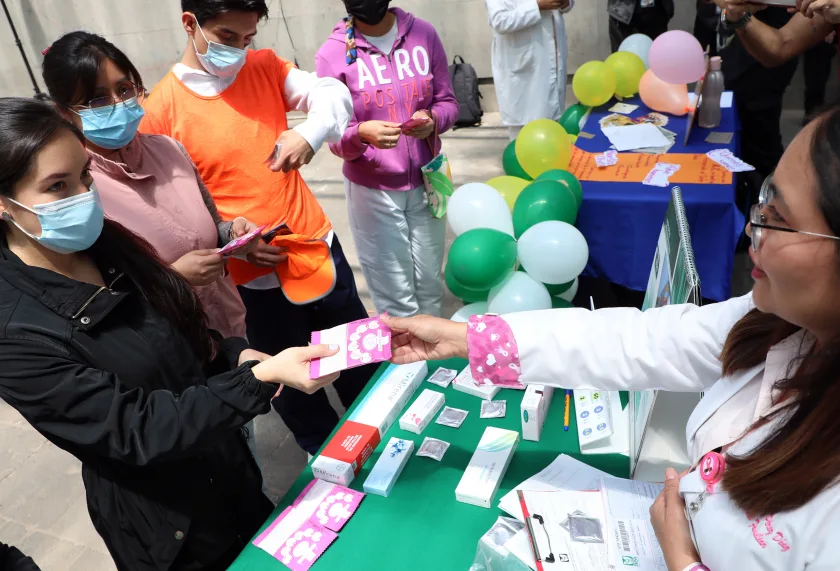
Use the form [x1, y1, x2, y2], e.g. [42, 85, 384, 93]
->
[310, 315, 392, 379]
[253, 479, 365, 570]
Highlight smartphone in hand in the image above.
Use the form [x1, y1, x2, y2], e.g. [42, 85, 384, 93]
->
[262, 222, 294, 243]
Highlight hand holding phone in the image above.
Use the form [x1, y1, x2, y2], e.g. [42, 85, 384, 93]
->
[262, 222, 294, 243]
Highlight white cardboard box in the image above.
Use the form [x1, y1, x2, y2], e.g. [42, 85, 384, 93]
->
[347, 361, 428, 437]
[456, 427, 520, 508]
[521, 385, 554, 442]
[363, 437, 414, 497]
[399, 389, 445, 434]
[311, 456, 355, 487]
[452, 367, 501, 401]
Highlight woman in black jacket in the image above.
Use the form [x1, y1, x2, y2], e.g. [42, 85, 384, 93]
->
[0, 97, 340, 571]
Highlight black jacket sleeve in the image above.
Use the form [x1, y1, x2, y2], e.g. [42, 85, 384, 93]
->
[0, 543, 42, 571]
[0, 338, 276, 467]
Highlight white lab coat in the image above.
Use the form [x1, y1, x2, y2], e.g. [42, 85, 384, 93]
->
[484, 0, 572, 127]
[503, 294, 840, 570]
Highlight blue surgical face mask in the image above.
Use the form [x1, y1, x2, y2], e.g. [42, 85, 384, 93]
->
[3, 184, 105, 254]
[193, 19, 247, 78]
[76, 98, 145, 150]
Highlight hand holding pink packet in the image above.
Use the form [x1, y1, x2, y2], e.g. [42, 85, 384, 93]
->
[309, 315, 392, 379]
[217, 224, 267, 256]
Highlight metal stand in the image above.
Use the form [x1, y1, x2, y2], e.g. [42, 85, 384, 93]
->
[1, 0, 41, 95]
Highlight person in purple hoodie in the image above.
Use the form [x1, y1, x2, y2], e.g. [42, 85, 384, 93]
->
[316, 1, 459, 318]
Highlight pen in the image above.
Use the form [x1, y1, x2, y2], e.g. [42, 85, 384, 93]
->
[563, 389, 571, 432]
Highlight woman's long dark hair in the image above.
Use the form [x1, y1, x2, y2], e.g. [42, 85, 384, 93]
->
[720, 104, 840, 516]
[42, 31, 144, 108]
[0, 97, 214, 365]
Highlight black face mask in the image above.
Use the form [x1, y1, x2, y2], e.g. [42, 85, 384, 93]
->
[344, 0, 392, 25]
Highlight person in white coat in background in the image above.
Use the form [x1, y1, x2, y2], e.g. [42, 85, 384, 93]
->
[485, 0, 574, 140]
[383, 104, 840, 570]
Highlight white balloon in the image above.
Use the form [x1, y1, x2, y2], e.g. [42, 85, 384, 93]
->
[619, 33, 654, 69]
[488, 272, 552, 315]
[450, 301, 489, 322]
[447, 182, 514, 236]
[518, 221, 589, 284]
[556, 277, 579, 302]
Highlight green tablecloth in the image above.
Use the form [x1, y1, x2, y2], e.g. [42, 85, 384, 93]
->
[229, 360, 629, 571]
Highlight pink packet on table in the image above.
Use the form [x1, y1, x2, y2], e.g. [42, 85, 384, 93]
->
[290, 479, 365, 532]
[216, 224, 267, 256]
[253, 513, 337, 571]
[310, 315, 392, 379]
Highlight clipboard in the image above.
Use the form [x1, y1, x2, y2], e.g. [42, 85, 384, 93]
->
[517, 490, 610, 571]
[684, 49, 711, 146]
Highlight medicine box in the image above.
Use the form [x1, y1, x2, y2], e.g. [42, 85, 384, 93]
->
[363, 437, 414, 497]
[311, 420, 381, 486]
[456, 427, 520, 508]
[348, 361, 428, 437]
[452, 367, 501, 401]
[399, 389, 445, 434]
[521, 385, 554, 442]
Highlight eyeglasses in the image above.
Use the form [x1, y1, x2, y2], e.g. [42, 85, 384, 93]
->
[749, 175, 840, 252]
[75, 83, 145, 117]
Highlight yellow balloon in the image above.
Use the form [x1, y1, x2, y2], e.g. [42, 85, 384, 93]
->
[605, 52, 646, 97]
[515, 119, 572, 179]
[486, 176, 529, 211]
[569, 134, 579, 145]
[572, 61, 617, 108]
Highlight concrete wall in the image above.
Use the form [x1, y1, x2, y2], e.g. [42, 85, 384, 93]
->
[1, 0, 697, 103]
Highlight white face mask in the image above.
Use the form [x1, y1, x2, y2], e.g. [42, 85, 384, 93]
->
[192, 17, 247, 79]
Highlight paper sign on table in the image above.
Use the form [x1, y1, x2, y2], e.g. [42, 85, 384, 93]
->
[253, 506, 339, 571]
[567, 147, 733, 185]
[608, 102, 639, 114]
[643, 163, 681, 187]
[602, 123, 671, 152]
[706, 149, 755, 173]
[594, 150, 619, 168]
[310, 316, 391, 379]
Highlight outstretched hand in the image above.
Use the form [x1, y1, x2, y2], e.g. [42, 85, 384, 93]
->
[382, 314, 469, 364]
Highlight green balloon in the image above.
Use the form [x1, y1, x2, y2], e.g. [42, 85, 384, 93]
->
[558, 104, 589, 136]
[545, 280, 575, 296]
[552, 297, 575, 309]
[536, 170, 584, 208]
[502, 140, 533, 181]
[512, 180, 579, 238]
[444, 263, 490, 303]
[449, 229, 518, 291]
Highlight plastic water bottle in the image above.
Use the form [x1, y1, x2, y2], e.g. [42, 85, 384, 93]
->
[699, 56, 724, 129]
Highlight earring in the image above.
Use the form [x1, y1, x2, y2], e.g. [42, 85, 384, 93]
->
[1, 212, 10, 221]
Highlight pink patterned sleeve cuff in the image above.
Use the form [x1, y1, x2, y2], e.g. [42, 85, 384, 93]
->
[467, 314, 525, 389]
[681, 564, 710, 571]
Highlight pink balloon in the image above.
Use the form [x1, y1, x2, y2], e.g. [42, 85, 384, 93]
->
[639, 70, 689, 116]
[648, 30, 705, 85]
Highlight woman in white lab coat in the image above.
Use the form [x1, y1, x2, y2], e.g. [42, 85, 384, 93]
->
[485, 0, 574, 140]
[383, 108, 840, 569]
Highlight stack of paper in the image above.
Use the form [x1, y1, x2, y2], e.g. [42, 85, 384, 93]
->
[500, 455, 667, 571]
[601, 123, 672, 153]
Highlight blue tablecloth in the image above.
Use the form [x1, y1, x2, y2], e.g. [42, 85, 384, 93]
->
[573, 96, 745, 301]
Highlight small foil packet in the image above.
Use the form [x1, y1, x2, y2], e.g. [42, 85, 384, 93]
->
[436, 406, 469, 428]
[416, 437, 450, 461]
[480, 400, 507, 419]
[427, 367, 457, 388]
[568, 514, 605, 543]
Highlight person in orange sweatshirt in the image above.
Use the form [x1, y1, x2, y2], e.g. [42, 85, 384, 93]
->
[141, 0, 376, 455]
